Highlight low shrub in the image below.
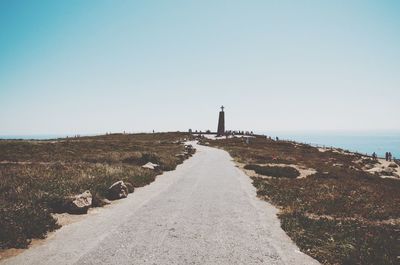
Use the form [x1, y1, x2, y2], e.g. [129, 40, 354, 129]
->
[244, 164, 300, 178]
[0, 200, 60, 249]
[280, 212, 399, 265]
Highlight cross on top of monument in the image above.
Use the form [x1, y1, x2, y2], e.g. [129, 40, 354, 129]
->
[220, 105, 224, 112]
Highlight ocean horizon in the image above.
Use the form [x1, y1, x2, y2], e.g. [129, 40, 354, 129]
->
[260, 131, 400, 159]
[1, 131, 399, 159]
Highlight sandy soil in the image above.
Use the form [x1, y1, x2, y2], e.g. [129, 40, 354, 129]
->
[1, 142, 319, 265]
[318, 147, 357, 156]
[365, 158, 400, 179]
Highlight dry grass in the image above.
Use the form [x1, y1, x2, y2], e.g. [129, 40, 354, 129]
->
[0, 132, 191, 249]
[207, 136, 400, 265]
[244, 164, 300, 178]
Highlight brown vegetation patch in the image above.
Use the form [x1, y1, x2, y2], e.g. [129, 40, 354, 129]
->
[207, 136, 400, 265]
[0, 133, 190, 250]
[244, 164, 300, 178]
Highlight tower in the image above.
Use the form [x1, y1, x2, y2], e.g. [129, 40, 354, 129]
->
[217, 106, 225, 136]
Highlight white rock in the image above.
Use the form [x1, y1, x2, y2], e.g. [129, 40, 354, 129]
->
[66, 190, 92, 214]
[142, 162, 159, 170]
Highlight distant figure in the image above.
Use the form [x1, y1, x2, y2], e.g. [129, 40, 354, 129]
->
[385, 152, 388, 161]
[372, 152, 377, 160]
[153, 130, 155, 133]
[389, 152, 392, 162]
[276, 136, 279, 141]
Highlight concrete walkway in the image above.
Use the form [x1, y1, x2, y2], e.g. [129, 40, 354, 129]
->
[3, 142, 319, 265]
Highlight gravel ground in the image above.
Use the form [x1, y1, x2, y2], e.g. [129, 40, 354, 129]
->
[2, 142, 319, 265]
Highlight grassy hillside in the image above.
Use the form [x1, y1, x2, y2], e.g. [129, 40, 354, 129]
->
[0, 132, 191, 249]
[206, 136, 400, 265]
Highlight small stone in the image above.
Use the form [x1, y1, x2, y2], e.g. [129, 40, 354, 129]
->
[66, 190, 92, 214]
[107, 181, 128, 200]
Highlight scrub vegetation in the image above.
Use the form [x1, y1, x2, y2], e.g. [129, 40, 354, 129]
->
[243, 164, 300, 178]
[206, 136, 400, 265]
[0, 133, 191, 249]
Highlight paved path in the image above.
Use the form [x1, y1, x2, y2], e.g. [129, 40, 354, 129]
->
[3, 143, 319, 265]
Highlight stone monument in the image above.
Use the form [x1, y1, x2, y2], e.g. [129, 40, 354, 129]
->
[217, 105, 225, 136]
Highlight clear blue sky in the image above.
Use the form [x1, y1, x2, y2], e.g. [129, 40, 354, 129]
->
[1, 0, 399, 135]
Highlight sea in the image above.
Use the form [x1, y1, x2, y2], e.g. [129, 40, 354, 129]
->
[258, 131, 400, 159]
[1, 131, 399, 159]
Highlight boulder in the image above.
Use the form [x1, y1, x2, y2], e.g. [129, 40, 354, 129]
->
[125, 182, 135, 193]
[107, 181, 128, 200]
[388, 162, 398, 168]
[66, 190, 92, 214]
[92, 193, 111, 207]
[184, 145, 196, 156]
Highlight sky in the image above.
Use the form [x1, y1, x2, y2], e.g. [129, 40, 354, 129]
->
[0, 0, 399, 135]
